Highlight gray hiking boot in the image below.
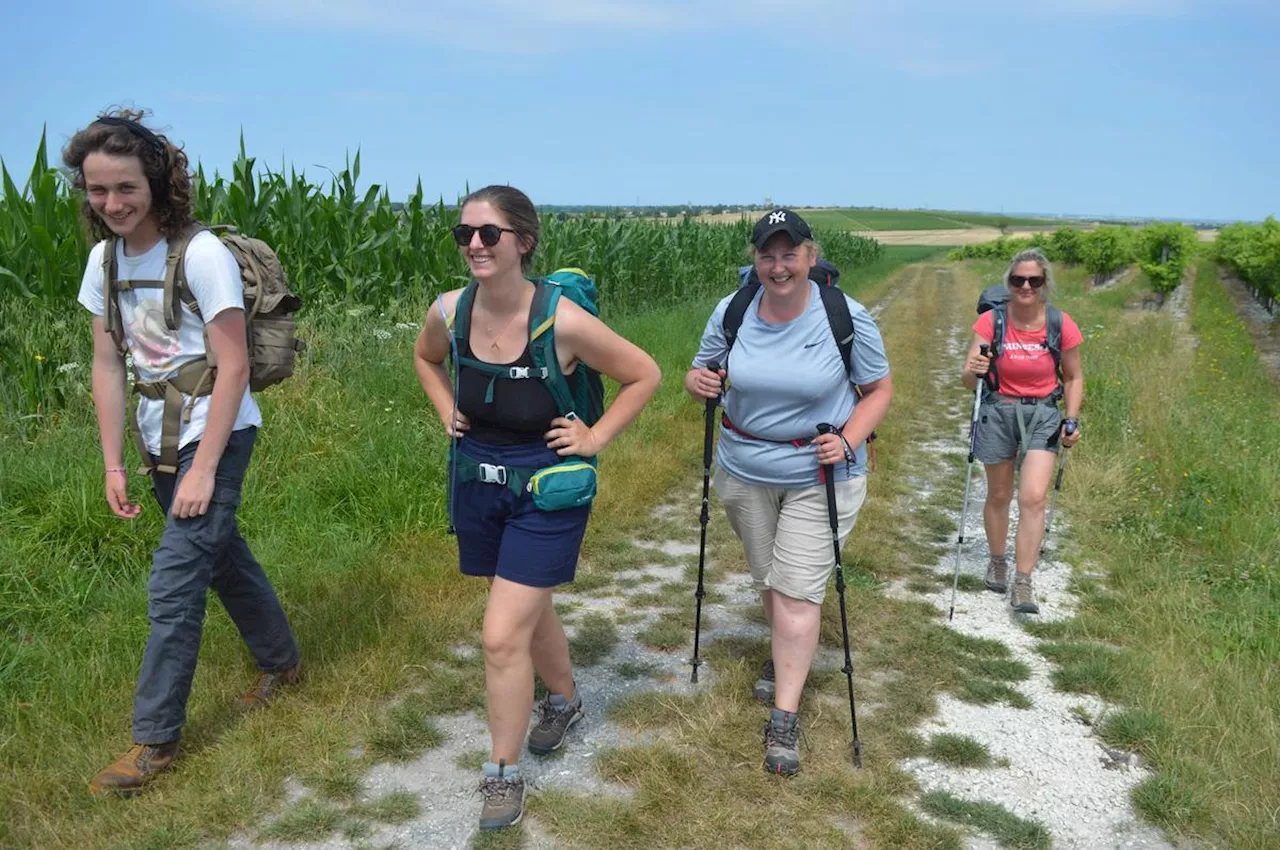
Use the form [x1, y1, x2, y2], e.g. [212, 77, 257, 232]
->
[477, 761, 525, 830]
[1011, 573, 1040, 614]
[752, 658, 776, 703]
[762, 708, 801, 776]
[984, 554, 1009, 593]
[527, 688, 584, 755]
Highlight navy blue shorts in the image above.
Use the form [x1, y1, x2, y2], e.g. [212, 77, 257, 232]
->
[451, 437, 592, 588]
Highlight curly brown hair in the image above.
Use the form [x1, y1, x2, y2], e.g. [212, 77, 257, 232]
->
[61, 109, 194, 241]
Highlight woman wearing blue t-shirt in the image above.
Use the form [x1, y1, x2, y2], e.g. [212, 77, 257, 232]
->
[685, 208, 892, 776]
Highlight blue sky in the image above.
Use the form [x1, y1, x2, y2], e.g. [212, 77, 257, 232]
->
[2, 1, 1277, 222]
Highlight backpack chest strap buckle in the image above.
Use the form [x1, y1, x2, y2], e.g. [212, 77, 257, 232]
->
[506, 366, 549, 380]
[478, 463, 508, 485]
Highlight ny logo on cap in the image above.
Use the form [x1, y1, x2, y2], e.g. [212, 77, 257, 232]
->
[768, 210, 787, 224]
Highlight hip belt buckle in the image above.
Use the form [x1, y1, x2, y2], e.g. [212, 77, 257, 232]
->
[478, 463, 508, 485]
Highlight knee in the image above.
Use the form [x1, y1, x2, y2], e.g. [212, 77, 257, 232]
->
[985, 484, 1013, 508]
[770, 595, 821, 639]
[1019, 489, 1047, 514]
[482, 626, 529, 669]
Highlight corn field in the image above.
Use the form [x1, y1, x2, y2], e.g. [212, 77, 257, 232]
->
[0, 131, 881, 433]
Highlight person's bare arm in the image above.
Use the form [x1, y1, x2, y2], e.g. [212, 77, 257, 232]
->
[90, 317, 139, 519]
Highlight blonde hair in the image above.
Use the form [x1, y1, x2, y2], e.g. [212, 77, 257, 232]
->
[1004, 248, 1055, 302]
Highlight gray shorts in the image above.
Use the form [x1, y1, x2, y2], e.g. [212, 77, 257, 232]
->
[974, 399, 1061, 464]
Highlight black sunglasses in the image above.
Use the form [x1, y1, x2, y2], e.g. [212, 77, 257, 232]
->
[1008, 274, 1046, 289]
[452, 223, 516, 247]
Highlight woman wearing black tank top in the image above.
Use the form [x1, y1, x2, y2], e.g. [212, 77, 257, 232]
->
[414, 186, 660, 830]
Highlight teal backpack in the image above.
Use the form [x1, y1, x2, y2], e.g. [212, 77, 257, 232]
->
[448, 268, 606, 425]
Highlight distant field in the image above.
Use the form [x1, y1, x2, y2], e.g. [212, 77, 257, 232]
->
[800, 208, 1062, 231]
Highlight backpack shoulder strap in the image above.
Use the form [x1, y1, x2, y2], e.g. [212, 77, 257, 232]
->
[449, 281, 478, 351]
[722, 281, 761, 357]
[1045, 304, 1063, 371]
[165, 223, 211, 330]
[985, 304, 1008, 397]
[817, 284, 855, 378]
[101, 238, 127, 356]
[990, 303, 1007, 358]
[528, 279, 575, 416]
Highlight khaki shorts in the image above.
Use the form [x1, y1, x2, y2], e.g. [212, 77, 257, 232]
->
[713, 467, 867, 604]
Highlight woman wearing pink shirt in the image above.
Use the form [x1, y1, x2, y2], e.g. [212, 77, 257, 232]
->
[961, 249, 1083, 614]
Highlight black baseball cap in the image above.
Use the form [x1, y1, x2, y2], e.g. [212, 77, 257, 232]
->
[751, 208, 813, 248]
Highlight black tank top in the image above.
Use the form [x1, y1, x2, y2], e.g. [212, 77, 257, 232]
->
[457, 336, 561, 446]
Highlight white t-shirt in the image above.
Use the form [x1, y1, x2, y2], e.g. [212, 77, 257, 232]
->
[77, 231, 262, 455]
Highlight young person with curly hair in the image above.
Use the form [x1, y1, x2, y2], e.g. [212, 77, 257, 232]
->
[64, 110, 301, 797]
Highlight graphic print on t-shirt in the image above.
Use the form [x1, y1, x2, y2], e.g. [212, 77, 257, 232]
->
[127, 299, 183, 373]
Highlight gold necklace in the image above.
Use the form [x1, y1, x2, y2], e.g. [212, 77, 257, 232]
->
[485, 310, 521, 350]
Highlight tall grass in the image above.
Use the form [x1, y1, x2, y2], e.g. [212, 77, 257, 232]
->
[1013, 258, 1278, 847]
[0, 133, 880, 433]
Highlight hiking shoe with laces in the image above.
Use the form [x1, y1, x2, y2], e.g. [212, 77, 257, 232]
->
[88, 740, 180, 797]
[762, 708, 801, 776]
[238, 661, 303, 711]
[984, 554, 1009, 593]
[477, 761, 525, 830]
[1011, 573, 1040, 614]
[526, 688, 584, 755]
[752, 658, 776, 703]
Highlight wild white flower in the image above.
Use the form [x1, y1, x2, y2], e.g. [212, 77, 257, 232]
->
[395, 322, 417, 331]
[56, 361, 82, 374]
[372, 328, 393, 341]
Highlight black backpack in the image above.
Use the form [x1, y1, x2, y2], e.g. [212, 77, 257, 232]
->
[976, 284, 1064, 398]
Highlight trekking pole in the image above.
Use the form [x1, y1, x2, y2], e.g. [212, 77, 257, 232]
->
[690, 361, 721, 684]
[816, 422, 862, 768]
[1041, 420, 1076, 554]
[949, 344, 991, 622]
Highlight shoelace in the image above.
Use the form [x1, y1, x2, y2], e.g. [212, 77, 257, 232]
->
[763, 720, 800, 749]
[477, 776, 523, 802]
[534, 697, 572, 730]
[247, 671, 283, 699]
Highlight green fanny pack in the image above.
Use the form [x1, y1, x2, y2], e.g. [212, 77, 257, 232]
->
[453, 453, 597, 512]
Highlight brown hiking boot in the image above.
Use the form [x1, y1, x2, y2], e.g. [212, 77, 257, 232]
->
[1011, 573, 1040, 614]
[238, 661, 303, 711]
[88, 740, 179, 797]
[984, 554, 1009, 593]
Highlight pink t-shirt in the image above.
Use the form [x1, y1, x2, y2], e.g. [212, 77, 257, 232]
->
[973, 309, 1082, 398]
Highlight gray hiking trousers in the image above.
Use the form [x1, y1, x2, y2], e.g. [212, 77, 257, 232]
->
[132, 426, 299, 743]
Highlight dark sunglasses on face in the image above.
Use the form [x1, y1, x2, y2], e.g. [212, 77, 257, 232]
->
[451, 223, 516, 247]
[1009, 274, 1046, 289]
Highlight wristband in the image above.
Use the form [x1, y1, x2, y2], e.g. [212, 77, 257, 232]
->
[105, 467, 127, 475]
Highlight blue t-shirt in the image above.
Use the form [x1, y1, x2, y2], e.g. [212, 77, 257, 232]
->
[692, 281, 890, 488]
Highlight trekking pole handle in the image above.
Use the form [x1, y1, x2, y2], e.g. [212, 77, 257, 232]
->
[705, 361, 722, 403]
[1062, 417, 1078, 436]
[977, 343, 997, 390]
[703, 362, 721, 468]
[816, 422, 838, 437]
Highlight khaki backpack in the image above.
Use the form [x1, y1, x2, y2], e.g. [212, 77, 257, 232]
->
[102, 223, 304, 474]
